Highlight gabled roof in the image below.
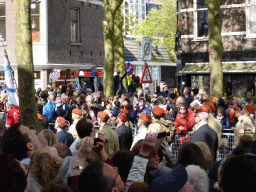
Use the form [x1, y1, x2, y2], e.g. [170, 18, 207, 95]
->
[124, 40, 171, 62]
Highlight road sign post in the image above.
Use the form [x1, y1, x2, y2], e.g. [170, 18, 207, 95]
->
[142, 37, 152, 61]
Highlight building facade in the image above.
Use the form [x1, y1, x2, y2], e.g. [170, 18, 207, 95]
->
[176, 0, 256, 96]
[0, 0, 104, 90]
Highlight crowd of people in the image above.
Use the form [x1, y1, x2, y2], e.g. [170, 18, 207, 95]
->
[1, 81, 256, 192]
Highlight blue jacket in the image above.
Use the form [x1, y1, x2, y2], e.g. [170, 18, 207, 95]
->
[43, 101, 56, 122]
[131, 106, 151, 126]
[219, 115, 231, 129]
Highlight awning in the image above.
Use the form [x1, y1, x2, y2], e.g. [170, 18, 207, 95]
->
[180, 61, 256, 74]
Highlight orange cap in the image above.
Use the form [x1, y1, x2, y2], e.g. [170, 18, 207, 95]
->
[57, 117, 67, 126]
[118, 113, 128, 122]
[152, 105, 166, 117]
[72, 108, 82, 116]
[139, 113, 151, 123]
[97, 111, 110, 119]
[121, 108, 130, 115]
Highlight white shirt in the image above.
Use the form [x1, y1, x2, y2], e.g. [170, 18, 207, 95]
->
[131, 128, 150, 150]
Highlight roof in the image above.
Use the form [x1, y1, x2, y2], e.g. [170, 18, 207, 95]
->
[124, 40, 171, 62]
[180, 61, 256, 74]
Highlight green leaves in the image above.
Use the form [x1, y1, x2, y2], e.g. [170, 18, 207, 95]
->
[130, 0, 177, 61]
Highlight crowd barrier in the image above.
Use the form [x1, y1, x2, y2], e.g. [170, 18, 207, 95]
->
[49, 121, 235, 160]
[170, 130, 235, 160]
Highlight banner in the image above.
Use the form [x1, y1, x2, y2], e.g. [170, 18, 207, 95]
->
[4, 51, 19, 106]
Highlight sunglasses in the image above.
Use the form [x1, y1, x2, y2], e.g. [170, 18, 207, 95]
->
[180, 107, 186, 110]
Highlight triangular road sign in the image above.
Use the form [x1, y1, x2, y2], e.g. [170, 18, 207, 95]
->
[140, 63, 152, 83]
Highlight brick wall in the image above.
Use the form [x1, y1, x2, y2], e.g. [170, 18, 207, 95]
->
[178, 0, 256, 53]
[48, 0, 104, 66]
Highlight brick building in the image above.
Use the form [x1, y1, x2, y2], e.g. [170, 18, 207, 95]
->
[176, 0, 256, 96]
[0, 0, 104, 90]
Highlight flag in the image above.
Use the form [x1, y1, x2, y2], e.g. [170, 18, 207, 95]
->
[4, 51, 19, 106]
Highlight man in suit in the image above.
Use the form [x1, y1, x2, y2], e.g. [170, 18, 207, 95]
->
[191, 108, 218, 172]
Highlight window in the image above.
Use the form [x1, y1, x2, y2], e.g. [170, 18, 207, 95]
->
[0, 3, 6, 42]
[247, 0, 256, 36]
[31, 1, 40, 42]
[71, 8, 80, 43]
[194, 0, 208, 38]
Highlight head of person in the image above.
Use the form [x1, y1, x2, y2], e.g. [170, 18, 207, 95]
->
[97, 112, 110, 126]
[195, 111, 209, 124]
[242, 104, 255, 116]
[29, 146, 63, 186]
[0, 153, 29, 192]
[55, 117, 67, 130]
[86, 95, 94, 104]
[138, 97, 145, 107]
[41, 183, 72, 192]
[178, 104, 188, 114]
[176, 96, 185, 106]
[122, 98, 130, 107]
[163, 85, 168, 92]
[136, 87, 143, 97]
[189, 102, 197, 111]
[1, 124, 42, 160]
[191, 88, 199, 97]
[217, 97, 226, 108]
[55, 97, 62, 105]
[111, 150, 135, 182]
[179, 165, 209, 192]
[52, 142, 72, 159]
[156, 86, 161, 92]
[48, 92, 56, 102]
[117, 113, 128, 125]
[40, 129, 58, 146]
[201, 94, 209, 104]
[78, 158, 125, 192]
[152, 94, 158, 102]
[152, 105, 166, 119]
[61, 93, 67, 103]
[175, 143, 207, 171]
[217, 106, 225, 117]
[72, 108, 82, 120]
[107, 96, 114, 104]
[183, 87, 191, 96]
[199, 86, 208, 95]
[76, 117, 94, 139]
[138, 113, 151, 128]
[194, 141, 212, 171]
[157, 96, 165, 105]
[218, 154, 256, 192]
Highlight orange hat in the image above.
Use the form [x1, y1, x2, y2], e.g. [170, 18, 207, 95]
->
[209, 96, 217, 105]
[97, 111, 110, 119]
[152, 105, 166, 117]
[121, 108, 130, 115]
[118, 113, 128, 122]
[57, 117, 67, 127]
[195, 106, 209, 113]
[117, 70, 120, 73]
[204, 102, 216, 113]
[37, 113, 43, 121]
[245, 104, 255, 114]
[139, 113, 151, 123]
[72, 108, 82, 116]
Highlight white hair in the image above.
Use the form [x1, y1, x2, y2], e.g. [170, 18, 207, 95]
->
[179, 165, 209, 192]
[186, 165, 209, 192]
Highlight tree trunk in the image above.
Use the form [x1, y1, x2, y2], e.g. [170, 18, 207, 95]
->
[14, 0, 41, 132]
[114, 6, 128, 90]
[103, 0, 123, 98]
[205, 0, 223, 97]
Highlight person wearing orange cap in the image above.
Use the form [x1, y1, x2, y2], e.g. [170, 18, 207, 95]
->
[120, 108, 134, 133]
[131, 113, 151, 149]
[97, 111, 119, 158]
[55, 117, 74, 147]
[115, 113, 133, 150]
[69, 109, 83, 141]
[233, 104, 256, 146]
[149, 105, 176, 144]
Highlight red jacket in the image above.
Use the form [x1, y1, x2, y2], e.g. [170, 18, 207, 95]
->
[174, 113, 195, 134]
[6, 106, 20, 128]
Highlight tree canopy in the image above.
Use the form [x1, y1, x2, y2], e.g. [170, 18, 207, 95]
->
[131, 0, 177, 62]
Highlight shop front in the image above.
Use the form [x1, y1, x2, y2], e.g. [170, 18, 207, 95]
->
[180, 61, 256, 97]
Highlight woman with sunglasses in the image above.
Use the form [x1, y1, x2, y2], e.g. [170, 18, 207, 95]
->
[174, 104, 195, 144]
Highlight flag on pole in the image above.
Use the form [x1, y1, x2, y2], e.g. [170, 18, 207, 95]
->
[4, 51, 19, 106]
